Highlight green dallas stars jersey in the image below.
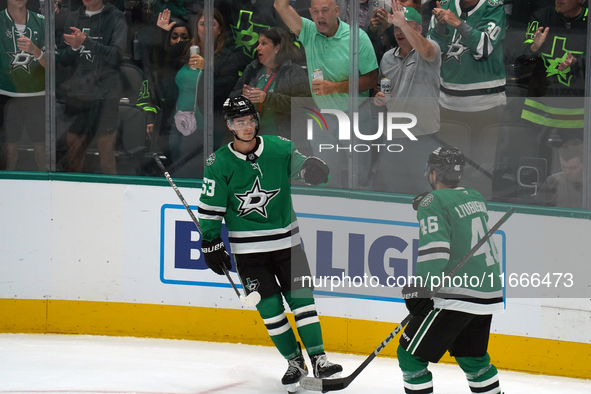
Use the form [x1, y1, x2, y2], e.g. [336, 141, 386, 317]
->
[416, 187, 504, 314]
[521, 6, 587, 129]
[428, 0, 506, 112]
[0, 9, 45, 97]
[198, 135, 308, 254]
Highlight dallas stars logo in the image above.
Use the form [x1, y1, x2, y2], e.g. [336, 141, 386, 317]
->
[444, 33, 469, 64]
[541, 36, 583, 87]
[231, 10, 270, 59]
[234, 177, 279, 217]
[8, 51, 34, 72]
[245, 277, 260, 292]
[78, 45, 95, 62]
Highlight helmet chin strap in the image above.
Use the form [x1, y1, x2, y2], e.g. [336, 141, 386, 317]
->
[427, 169, 437, 190]
[228, 121, 259, 143]
[230, 129, 257, 143]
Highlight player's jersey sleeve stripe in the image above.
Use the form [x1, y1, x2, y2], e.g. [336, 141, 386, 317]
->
[197, 210, 224, 220]
[417, 241, 450, 262]
[418, 241, 450, 251]
[197, 202, 226, 221]
[474, 32, 493, 60]
[198, 201, 226, 213]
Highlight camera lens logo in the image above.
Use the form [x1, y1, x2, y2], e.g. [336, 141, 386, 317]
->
[302, 107, 328, 134]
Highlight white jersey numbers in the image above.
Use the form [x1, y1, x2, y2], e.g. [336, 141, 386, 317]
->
[486, 22, 502, 41]
[470, 217, 500, 266]
[201, 178, 216, 197]
[420, 216, 439, 236]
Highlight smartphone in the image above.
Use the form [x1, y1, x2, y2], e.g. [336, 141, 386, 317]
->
[190, 45, 200, 56]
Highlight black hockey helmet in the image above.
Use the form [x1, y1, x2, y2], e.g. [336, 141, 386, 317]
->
[426, 146, 465, 188]
[223, 95, 260, 141]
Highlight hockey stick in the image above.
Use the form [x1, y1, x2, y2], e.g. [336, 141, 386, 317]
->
[430, 134, 495, 181]
[301, 207, 516, 392]
[152, 153, 261, 308]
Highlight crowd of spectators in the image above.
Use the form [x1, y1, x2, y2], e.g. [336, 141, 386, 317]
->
[0, 0, 587, 209]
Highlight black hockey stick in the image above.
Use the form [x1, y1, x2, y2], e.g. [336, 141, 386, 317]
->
[430, 134, 494, 181]
[152, 153, 261, 307]
[301, 207, 516, 392]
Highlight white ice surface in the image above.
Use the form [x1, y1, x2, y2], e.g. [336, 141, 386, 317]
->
[0, 333, 589, 394]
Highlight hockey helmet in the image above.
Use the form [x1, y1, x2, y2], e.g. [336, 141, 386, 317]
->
[223, 96, 260, 141]
[426, 146, 465, 188]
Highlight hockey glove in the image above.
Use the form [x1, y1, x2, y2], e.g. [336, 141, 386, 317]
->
[401, 283, 434, 317]
[412, 192, 431, 211]
[300, 157, 330, 186]
[201, 238, 232, 275]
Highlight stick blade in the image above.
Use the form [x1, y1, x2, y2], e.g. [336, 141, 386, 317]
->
[300, 376, 348, 392]
[247, 291, 261, 306]
[240, 291, 261, 307]
[300, 377, 323, 392]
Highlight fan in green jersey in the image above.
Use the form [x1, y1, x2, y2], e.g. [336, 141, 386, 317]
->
[397, 146, 504, 394]
[0, 0, 46, 171]
[197, 96, 340, 393]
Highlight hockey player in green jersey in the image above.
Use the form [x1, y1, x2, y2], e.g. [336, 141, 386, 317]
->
[398, 147, 504, 394]
[198, 96, 342, 392]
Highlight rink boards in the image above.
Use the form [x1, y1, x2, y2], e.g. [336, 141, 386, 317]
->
[0, 177, 590, 379]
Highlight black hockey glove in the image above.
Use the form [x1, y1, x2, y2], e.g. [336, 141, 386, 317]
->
[401, 283, 434, 317]
[300, 157, 330, 186]
[412, 192, 431, 211]
[201, 238, 232, 275]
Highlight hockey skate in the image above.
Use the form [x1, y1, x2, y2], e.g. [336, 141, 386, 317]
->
[310, 353, 343, 379]
[282, 352, 308, 393]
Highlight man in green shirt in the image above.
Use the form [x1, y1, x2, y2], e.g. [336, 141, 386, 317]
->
[274, 0, 378, 189]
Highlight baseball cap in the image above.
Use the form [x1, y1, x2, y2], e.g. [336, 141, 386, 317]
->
[401, 7, 422, 25]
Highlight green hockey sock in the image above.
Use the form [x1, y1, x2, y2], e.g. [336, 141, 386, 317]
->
[456, 354, 501, 394]
[397, 345, 433, 393]
[257, 293, 300, 359]
[285, 288, 324, 356]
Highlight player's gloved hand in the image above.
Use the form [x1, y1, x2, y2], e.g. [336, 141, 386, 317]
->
[412, 192, 431, 211]
[300, 157, 330, 186]
[401, 283, 434, 317]
[201, 238, 232, 275]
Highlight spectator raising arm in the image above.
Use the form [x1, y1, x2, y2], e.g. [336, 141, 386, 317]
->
[274, 0, 303, 36]
[389, 0, 437, 62]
